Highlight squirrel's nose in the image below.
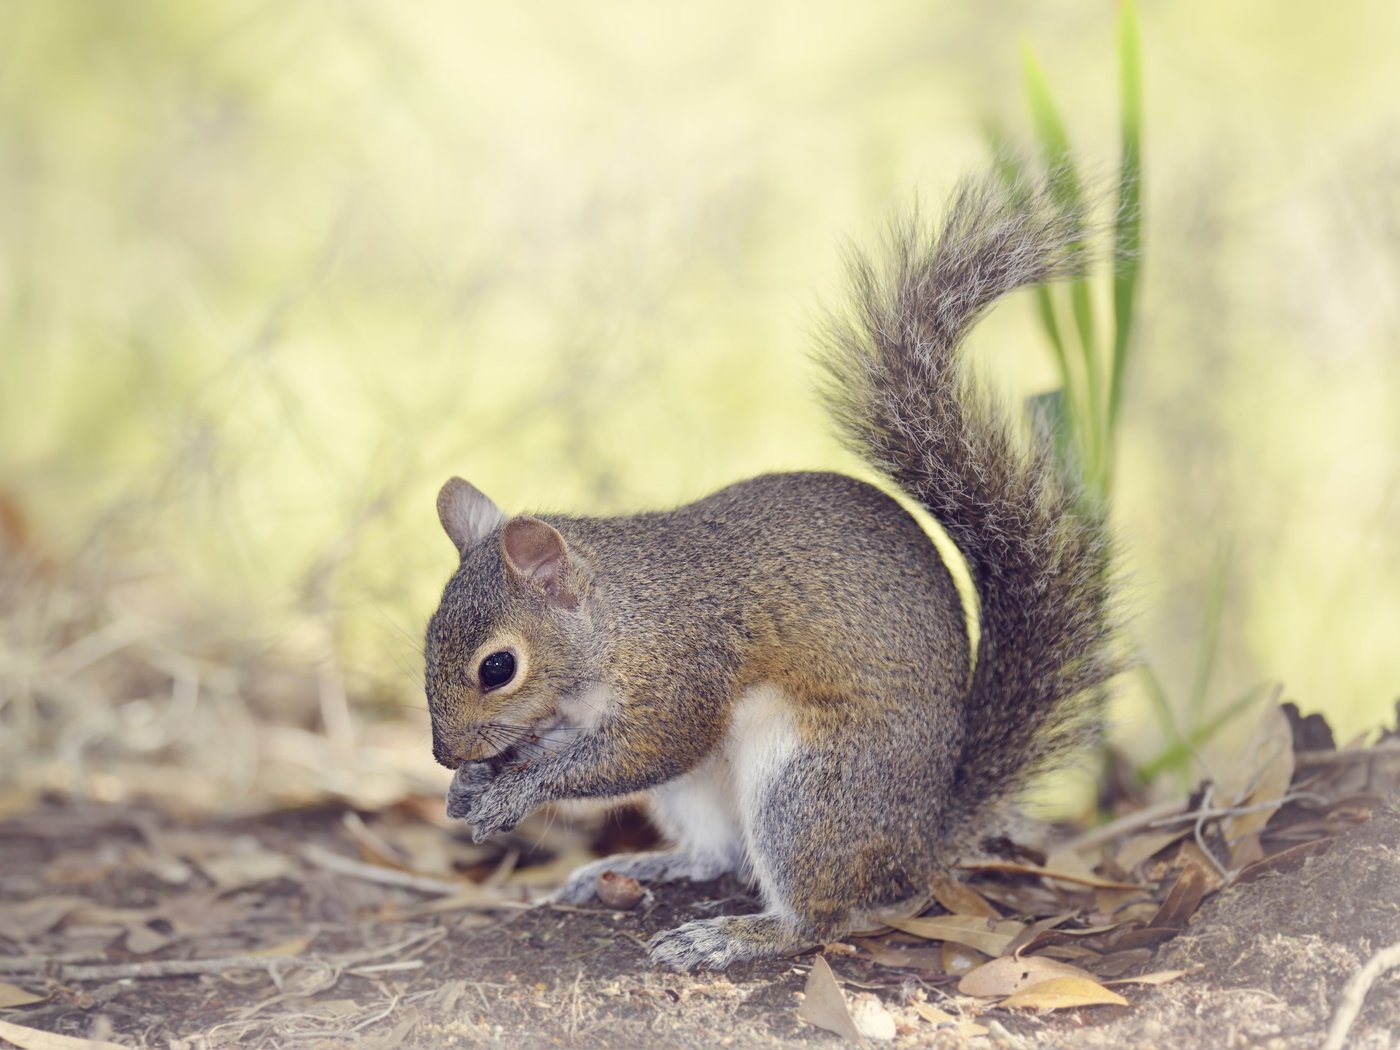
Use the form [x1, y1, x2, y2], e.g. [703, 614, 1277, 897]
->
[431, 735, 470, 769]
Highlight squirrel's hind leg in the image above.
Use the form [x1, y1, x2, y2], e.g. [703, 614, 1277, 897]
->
[647, 912, 806, 971]
[552, 749, 746, 904]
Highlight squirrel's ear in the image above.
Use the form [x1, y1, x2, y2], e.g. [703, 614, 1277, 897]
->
[437, 477, 507, 556]
[500, 517, 578, 610]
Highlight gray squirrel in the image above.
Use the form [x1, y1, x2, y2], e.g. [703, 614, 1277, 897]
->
[423, 170, 1119, 971]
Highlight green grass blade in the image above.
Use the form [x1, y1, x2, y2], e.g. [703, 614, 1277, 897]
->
[1137, 682, 1270, 785]
[1068, 279, 1103, 489]
[1109, 0, 1143, 437]
[1188, 539, 1233, 722]
[1023, 42, 1103, 489]
[1135, 664, 1183, 752]
[1034, 286, 1073, 401]
[1021, 42, 1079, 202]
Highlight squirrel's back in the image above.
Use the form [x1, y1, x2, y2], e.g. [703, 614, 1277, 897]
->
[545, 470, 969, 727]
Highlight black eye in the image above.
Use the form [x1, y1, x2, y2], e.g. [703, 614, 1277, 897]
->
[478, 650, 516, 691]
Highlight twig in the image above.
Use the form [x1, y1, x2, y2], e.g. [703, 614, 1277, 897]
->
[1322, 939, 1400, 1050]
[1295, 743, 1400, 769]
[35, 955, 304, 981]
[301, 842, 487, 897]
[0, 952, 114, 972]
[1147, 788, 1332, 829]
[1057, 798, 1188, 853]
[27, 927, 446, 983]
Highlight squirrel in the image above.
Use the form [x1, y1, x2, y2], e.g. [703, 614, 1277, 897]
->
[424, 170, 1120, 971]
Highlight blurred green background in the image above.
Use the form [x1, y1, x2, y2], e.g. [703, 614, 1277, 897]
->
[2, 2, 1397, 803]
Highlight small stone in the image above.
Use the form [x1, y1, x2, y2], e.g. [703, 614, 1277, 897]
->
[850, 996, 897, 1041]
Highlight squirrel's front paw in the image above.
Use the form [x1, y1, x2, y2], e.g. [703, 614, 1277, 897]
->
[445, 761, 494, 820]
[446, 762, 534, 842]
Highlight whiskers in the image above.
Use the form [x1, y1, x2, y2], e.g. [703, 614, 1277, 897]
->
[471, 720, 579, 764]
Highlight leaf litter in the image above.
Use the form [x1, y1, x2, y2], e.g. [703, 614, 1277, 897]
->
[0, 685, 1398, 1046]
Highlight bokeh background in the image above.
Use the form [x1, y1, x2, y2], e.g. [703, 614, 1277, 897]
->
[2, 1, 1397, 813]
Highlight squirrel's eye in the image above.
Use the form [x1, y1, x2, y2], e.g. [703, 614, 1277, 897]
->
[478, 650, 516, 691]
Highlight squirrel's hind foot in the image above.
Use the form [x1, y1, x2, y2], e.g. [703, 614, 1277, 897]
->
[647, 913, 808, 972]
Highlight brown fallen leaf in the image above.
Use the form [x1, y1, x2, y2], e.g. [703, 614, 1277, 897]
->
[1003, 911, 1077, 955]
[941, 940, 988, 975]
[0, 1018, 127, 1050]
[249, 935, 315, 958]
[958, 955, 1100, 998]
[1112, 827, 1192, 874]
[1235, 837, 1335, 883]
[1219, 697, 1295, 860]
[852, 940, 942, 972]
[1087, 948, 1155, 977]
[1036, 943, 1104, 963]
[1106, 927, 1182, 952]
[911, 1001, 989, 1038]
[999, 975, 1130, 1011]
[0, 898, 90, 942]
[1147, 861, 1209, 930]
[928, 871, 1000, 919]
[885, 915, 1026, 957]
[797, 955, 864, 1043]
[958, 860, 1137, 890]
[0, 983, 48, 1009]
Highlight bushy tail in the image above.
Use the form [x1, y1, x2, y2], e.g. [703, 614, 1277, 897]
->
[820, 171, 1120, 831]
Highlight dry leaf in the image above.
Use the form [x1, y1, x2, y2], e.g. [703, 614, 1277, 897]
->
[1088, 949, 1155, 977]
[958, 860, 1137, 890]
[853, 940, 942, 972]
[1036, 944, 1103, 963]
[0, 1018, 127, 1050]
[197, 849, 296, 888]
[958, 955, 1100, 998]
[1147, 862, 1209, 929]
[1113, 828, 1191, 874]
[1218, 700, 1295, 855]
[928, 872, 1000, 918]
[886, 915, 1026, 956]
[1108, 927, 1182, 952]
[910, 1002, 988, 1038]
[797, 955, 864, 1043]
[940, 941, 987, 974]
[0, 898, 89, 941]
[1236, 838, 1335, 883]
[999, 975, 1130, 1011]
[0, 984, 48, 1009]
[250, 935, 314, 958]
[1003, 911, 1077, 955]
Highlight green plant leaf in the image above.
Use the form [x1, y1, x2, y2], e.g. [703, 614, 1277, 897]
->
[1138, 682, 1271, 785]
[1028, 388, 1078, 485]
[1109, 0, 1143, 438]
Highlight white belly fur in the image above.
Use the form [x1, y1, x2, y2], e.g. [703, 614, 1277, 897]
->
[646, 682, 802, 909]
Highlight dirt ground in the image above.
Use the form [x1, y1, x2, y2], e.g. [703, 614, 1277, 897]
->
[2, 791, 1398, 1050]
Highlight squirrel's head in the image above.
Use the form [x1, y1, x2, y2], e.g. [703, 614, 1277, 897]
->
[424, 477, 605, 770]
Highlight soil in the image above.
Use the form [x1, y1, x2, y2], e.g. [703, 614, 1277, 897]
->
[2, 796, 1398, 1049]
